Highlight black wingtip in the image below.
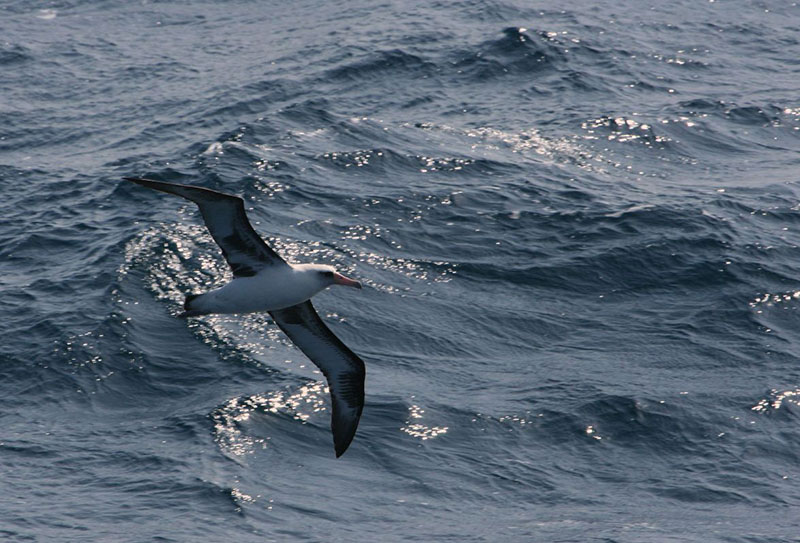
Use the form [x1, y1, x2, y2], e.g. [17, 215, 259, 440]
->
[334, 436, 352, 458]
[331, 409, 362, 458]
[124, 177, 160, 190]
[334, 438, 353, 458]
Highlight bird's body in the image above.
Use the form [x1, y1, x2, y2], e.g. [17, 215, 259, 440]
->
[185, 263, 346, 316]
[125, 177, 366, 457]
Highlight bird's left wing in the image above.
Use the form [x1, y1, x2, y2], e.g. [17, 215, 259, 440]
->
[125, 177, 288, 277]
[269, 300, 366, 457]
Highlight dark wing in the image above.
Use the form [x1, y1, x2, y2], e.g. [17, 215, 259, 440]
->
[125, 177, 288, 277]
[269, 300, 366, 457]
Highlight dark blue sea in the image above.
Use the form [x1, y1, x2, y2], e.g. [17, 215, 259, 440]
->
[2, 0, 800, 540]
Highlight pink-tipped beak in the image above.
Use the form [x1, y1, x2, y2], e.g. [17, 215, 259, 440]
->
[333, 272, 362, 289]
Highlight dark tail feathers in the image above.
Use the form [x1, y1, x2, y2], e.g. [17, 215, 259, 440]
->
[184, 293, 200, 310]
[179, 293, 205, 318]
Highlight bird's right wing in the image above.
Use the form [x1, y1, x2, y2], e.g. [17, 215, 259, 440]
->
[269, 300, 366, 457]
[125, 177, 288, 277]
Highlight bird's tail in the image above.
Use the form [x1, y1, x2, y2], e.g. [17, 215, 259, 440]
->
[178, 293, 207, 318]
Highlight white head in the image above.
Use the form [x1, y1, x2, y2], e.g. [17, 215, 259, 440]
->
[294, 263, 363, 290]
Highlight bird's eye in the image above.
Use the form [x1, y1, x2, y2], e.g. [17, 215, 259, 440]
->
[323, 271, 334, 278]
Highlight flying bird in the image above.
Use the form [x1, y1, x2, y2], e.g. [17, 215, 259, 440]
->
[125, 177, 365, 457]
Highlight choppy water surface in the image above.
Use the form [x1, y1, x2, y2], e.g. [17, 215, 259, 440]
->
[2, 0, 800, 541]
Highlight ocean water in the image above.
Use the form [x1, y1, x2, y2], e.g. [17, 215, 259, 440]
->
[2, 0, 800, 540]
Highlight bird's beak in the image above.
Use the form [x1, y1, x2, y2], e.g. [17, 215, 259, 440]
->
[333, 273, 362, 289]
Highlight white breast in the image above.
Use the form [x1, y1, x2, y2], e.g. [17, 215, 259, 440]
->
[198, 266, 327, 314]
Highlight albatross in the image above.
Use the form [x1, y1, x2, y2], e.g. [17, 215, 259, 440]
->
[124, 177, 365, 457]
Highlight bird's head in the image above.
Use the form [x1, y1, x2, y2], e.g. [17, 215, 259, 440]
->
[300, 264, 363, 290]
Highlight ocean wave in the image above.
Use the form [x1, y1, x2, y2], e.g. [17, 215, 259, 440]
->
[326, 49, 438, 82]
[0, 43, 32, 65]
